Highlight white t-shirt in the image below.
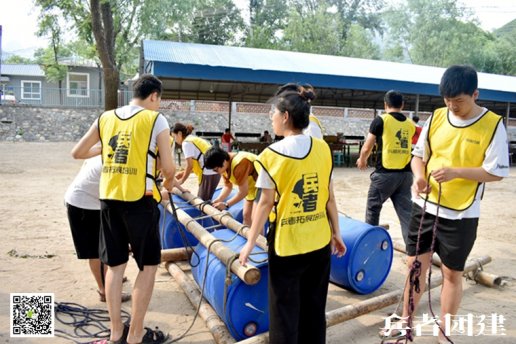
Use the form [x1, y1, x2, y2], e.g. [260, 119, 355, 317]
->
[64, 156, 102, 210]
[412, 108, 509, 219]
[94, 104, 169, 191]
[182, 139, 218, 175]
[257, 134, 315, 189]
[303, 119, 323, 139]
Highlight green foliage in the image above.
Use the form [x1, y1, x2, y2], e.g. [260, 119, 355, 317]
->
[381, 0, 515, 76]
[30, 0, 515, 78]
[3, 55, 36, 64]
[246, 0, 289, 49]
[281, 3, 343, 55]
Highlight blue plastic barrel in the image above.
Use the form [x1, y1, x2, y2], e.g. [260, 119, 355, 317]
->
[158, 194, 217, 249]
[330, 215, 393, 294]
[191, 229, 269, 340]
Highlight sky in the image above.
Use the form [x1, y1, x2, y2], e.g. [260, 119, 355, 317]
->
[1, 0, 515, 59]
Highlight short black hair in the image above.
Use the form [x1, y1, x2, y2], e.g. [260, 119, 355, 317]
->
[204, 147, 230, 170]
[412, 115, 420, 123]
[133, 74, 162, 99]
[439, 65, 478, 98]
[384, 90, 403, 108]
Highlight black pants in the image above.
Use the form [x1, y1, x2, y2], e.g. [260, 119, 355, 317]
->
[268, 244, 331, 344]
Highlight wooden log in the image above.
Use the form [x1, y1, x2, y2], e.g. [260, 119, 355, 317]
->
[164, 202, 261, 285]
[392, 240, 502, 288]
[161, 247, 192, 262]
[166, 262, 236, 344]
[235, 255, 492, 344]
[172, 188, 269, 251]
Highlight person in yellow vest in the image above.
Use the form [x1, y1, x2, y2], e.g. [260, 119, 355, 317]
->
[356, 90, 415, 245]
[71, 74, 176, 344]
[274, 82, 324, 138]
[204, 147, 259, 226]
[381, 65, 509, 343]
[239, 89, 346, 344]
[171, 123, 221, 201]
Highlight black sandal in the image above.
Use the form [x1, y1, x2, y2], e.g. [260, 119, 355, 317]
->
[138, 326, 168, 344]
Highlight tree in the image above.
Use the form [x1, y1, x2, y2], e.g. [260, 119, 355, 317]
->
[186, 0, 245, 45]
[380, 0, 516, 75]
[246, 0, 289, 49]
[35, 0, 180, 110]
[36, 13, 68, 104]
[281, 2, 343, 55]
[327, 0, 385, 41]
[3, 55, 35, 64]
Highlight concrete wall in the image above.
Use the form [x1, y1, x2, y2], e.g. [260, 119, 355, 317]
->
[0, 105, 370, 142]
[1, 104, 514, 142]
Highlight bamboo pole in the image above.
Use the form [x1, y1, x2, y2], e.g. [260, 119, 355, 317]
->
[166, 262, 236, 344]
[235, 255, 492, 344]
[161, 247, 192, 262]
[164, 202, 261, 285]
[392, 240, 502, 288]
[172, 188, 269, 250]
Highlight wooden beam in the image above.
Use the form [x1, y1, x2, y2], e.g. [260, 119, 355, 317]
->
[235, 256, 492, 344]
[164, 201, 261, 285]
[166, 263, 236, 344]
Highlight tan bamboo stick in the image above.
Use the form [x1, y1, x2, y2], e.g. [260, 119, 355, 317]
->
[164, 202, 261, 285]
[166, 262, 236, 344]
[160, 247, 192, 262]
[172, 188, 269, 250]
[235, 255, 492, 344]
[393, 240, 502, 288]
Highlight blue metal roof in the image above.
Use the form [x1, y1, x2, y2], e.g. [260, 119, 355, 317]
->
[1, 64, 45, 77]
[143, 40, 516, 103]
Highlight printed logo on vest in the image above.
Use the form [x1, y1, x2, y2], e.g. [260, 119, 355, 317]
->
[291, 173, 319, 213]
[395, 128, 410, 149]
[107, 131, 131, 164]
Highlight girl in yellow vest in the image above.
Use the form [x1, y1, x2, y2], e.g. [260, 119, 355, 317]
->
[204, 147, 259, 226]
[273, 82, 324, 139]
[171, 123, 221, 201]
[382, 65, 509, 343]
[239, 89, 346, 344]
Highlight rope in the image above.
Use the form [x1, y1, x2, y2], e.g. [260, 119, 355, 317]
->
[54, 302, 130, 344]
[405, 177, 453, 343]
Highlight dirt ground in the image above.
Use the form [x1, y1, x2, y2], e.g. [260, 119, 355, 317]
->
[0, 142, 515, 344]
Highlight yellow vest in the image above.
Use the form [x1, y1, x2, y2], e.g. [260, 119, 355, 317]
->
[380, 113, 415, 169]
[426, 108, 501, 210]
[227, 152, 258, 201]
[309, 114, 323, 131]
[183, 135, 212, 184]
[258, 137, 332, 256]
[99, 109, 161, 202]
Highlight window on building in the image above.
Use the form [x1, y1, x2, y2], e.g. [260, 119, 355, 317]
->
[67, 72, 89, 97]
[21, 81, 42, 100]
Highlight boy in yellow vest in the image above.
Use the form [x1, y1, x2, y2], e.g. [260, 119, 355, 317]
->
[382, 65, 509, 343]
[71, 74, 176, 344]
[357, 90, 415, 245]
[204, 147, 259, 226]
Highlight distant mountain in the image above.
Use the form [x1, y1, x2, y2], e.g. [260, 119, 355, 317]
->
[493, 19, 516, 45]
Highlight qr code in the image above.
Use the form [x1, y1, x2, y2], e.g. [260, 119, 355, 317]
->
[10, 293, 54, 337]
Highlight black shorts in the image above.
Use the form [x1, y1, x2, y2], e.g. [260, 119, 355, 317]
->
[66, 203, 101, 259]
[406, 203, 478, 271]
[100, 196, 161, 270]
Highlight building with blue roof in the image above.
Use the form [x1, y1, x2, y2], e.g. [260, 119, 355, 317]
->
[140, 40, 515, 118]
